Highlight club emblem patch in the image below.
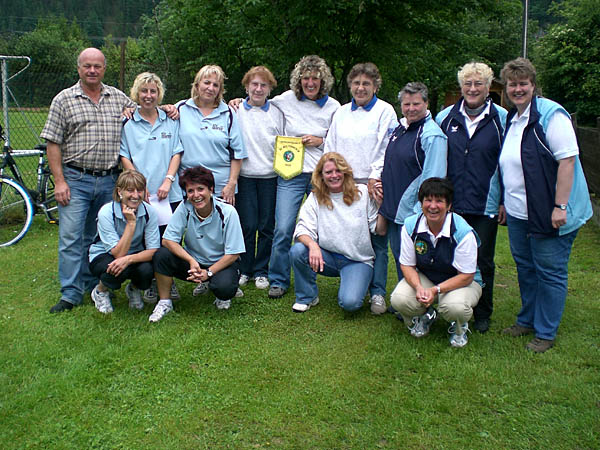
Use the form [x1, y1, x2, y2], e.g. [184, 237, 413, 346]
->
[415, 239, 428, 255]
[283, 151, 295, 162]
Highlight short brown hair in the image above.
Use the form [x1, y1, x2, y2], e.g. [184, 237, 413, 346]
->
[500, 57, 537, 87]
[241, 66, 277, 90]
[346, 62, 382, 90]
[114, 170, 146, 202]
[179, 165, 215, 192]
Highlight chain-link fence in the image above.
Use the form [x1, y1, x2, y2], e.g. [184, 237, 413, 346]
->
[1, 55, 78, 187]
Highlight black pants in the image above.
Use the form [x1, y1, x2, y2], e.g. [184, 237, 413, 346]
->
[153, 247, 240, 300]
[90, 253, 154, 291]
[462, 214, 499, 321]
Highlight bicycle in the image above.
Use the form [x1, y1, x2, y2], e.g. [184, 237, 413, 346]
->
[0, 124, 57, 247]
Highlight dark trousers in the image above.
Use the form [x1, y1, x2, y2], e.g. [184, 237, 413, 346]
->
[89, 253, 154, 291]
[235, 176, 277, 278]
[462, 214, 499, 321]
[153, 247, 240, 300]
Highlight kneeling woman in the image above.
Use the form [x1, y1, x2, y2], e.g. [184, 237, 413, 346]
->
[290, 152, 386, 313]
[150, 166, 245, 322]
[390, 178, 482, 348]
[89, 170, 160, 313]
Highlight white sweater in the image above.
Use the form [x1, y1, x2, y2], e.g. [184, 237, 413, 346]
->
[324, 98, 398, 183]
[271, 90, 340, 173]
[294, 184, 378, 266]
[237, 100, 285, 178]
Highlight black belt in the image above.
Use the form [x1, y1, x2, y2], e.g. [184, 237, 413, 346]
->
[65, 164, 121, 177]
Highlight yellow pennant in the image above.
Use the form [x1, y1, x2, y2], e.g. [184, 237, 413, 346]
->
[273, 136, 304, 180]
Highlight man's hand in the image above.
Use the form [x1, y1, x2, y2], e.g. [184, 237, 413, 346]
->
[161, 104, 179, 120]
[54, 179, 71, 206]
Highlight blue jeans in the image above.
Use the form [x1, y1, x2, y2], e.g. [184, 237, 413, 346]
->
[506, 214, 578, 340]
[370, 232, 388, 296]
[290, 242, 373, 312]
[236, 176, 277, 278]
[388, 221, 403, 281]
[58, 166, 118, 305]
[268, 173, 312, 290]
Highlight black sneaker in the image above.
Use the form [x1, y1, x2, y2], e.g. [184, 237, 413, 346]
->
[473, 317, 490, 334]
[49, 300, 74, 314]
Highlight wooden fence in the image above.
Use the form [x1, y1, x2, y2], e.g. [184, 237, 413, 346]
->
[574, 115, 600, 225]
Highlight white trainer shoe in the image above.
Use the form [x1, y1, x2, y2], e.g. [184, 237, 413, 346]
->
[149, 299, 173, 322]
[214, 299, 231, 310]
[126, 283, 144, 310]
[235, 288, 244, 298]
[255, 276, 269, 290]
[370, 294, 387, 315]
[193, 282, 209, 296]
[91, 285, 113, 314]
[239, 274, 250, 286]
[449, 321, 470, 348]
[292, 297, 319, 313]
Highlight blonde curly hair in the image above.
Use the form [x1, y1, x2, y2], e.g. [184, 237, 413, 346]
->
[289, 55, 334, 100]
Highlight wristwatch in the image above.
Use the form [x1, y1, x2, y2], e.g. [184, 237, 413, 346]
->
[206, 269, 214, 279]
[435, 285, 441, 295]
[165, 174, 176, 182]
[555, 203, 567, 210]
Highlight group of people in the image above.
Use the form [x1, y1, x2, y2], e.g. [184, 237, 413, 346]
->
[41, 47, 592, 352]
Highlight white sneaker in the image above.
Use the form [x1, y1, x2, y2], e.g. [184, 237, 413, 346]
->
[170, 282, 180, 300]
[149, 299, 173, 322]
[292, 297, 319, 313]
[214, 299, 231, 310]
[449, 321, 470, 348]
[91, 285, 113, 314]
[239, 274, 250, 286]
[193, 282, 209, 296]
[126, 283, 144, 310]
[143, 279, 158, 304]
[255, 276, 269, 290]
[370, 294, 386, 315]
[235, 288, 244, 298]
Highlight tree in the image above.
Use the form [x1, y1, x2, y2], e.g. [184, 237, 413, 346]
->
[139, 0, 522, 110]
[533, 0, 600, 125]
[13, 17, 90, 106]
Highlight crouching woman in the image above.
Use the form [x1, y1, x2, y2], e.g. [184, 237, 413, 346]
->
[149, 166, 245, 322]
[390, 177, 482, 347]
[289, 152, 386, 313]
[89, 170, 160, 313]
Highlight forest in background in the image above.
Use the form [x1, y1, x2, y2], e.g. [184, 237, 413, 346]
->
[1, 0, 599, 125]
[1, 0, 154, 44]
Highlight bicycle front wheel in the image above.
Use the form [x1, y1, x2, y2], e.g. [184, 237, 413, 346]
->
[0, 177, 34, 247]
[41, 173, 58, 223]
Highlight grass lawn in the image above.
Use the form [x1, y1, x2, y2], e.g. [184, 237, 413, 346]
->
[0, 217, 598, 449]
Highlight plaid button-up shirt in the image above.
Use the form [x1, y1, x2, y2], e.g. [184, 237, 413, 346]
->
[41, 81, 135, 170]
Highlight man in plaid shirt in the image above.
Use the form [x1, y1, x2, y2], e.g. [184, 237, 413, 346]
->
[41, 47, 136, 313]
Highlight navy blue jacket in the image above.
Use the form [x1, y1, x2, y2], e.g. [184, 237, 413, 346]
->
[502, 97, 592, 237]
[436, 99, 507, 216]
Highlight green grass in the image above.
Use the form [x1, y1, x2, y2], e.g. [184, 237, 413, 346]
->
[0, 218, 599, 449]
[1, 108, 48, 150]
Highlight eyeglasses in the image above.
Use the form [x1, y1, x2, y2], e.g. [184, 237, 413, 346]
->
[463, 81, 485, 88]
